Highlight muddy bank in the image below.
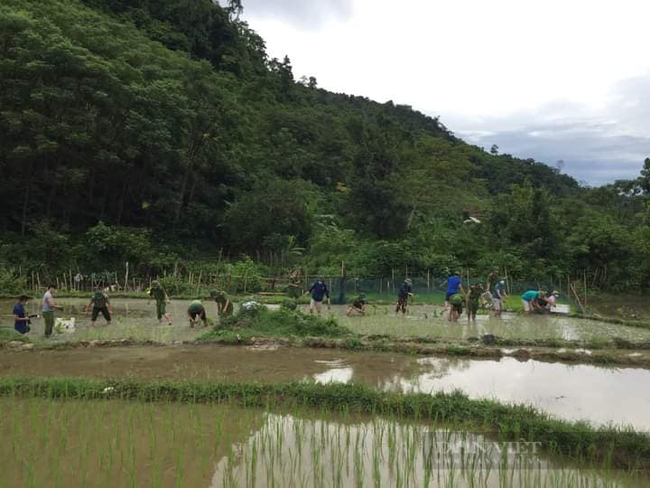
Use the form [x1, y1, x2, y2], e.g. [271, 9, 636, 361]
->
[2, 344, 650, 429]
[4, 333, 650, 368]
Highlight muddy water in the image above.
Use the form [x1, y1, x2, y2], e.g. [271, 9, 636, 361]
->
[3, 298, 650, 344]
[0, 397, 643, 488]
[2, 345, 649, 430]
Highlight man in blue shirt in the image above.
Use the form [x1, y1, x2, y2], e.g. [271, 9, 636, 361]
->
[13, 295, 32, 335]
[445, 271, 464, 320]
[308, 279, 330, 315]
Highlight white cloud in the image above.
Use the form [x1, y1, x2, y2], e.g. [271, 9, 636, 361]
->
[242, 0, 650, 185]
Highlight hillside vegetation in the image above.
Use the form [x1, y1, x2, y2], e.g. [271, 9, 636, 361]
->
[1, 0, 649, 289]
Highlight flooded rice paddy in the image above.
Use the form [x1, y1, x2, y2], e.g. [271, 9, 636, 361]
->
[2, 298, 650, 344]
[2, 345, 649, 430]
[0, 397, 644, 488]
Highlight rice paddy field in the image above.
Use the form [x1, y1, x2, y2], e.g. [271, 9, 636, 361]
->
[3, 298, 650, 344]
[1, 297, 649, 487]
[1, 396, 645, 488]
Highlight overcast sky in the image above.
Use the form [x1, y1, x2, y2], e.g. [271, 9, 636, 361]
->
[237, 0, 650, 186]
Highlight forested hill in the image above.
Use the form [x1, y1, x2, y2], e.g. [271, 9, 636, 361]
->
[1, 0, 649, 289]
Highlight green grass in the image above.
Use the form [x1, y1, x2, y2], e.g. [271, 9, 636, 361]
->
[197, 307, 352, 343]
[0, 376, 647, 472]
[0, 327, 30, 343]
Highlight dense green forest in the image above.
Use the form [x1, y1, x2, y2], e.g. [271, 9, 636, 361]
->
[1, 0, 649, 289]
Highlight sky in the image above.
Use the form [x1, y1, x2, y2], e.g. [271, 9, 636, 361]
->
[238, 0, 650, 186]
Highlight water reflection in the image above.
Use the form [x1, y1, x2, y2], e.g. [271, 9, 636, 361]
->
[211, 413, 642, 488]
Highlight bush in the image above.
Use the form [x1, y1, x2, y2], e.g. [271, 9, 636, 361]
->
[200, 307, 351, 340]
[0, 266, 27, 295]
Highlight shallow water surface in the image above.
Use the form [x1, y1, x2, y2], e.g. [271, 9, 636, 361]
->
[2, 345, 649, 430]
[3, 298, 650, 344]
[0, 398, 643, 488]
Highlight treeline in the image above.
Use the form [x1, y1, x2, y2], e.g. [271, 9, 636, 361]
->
[0, 0, 649, 290]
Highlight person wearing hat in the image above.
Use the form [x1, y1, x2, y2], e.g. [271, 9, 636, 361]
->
[187, 299, 208, 328]
[545, 291, 560, 311]
[13, 295, 33, 335]
[347, 293, 367, 316]
[86, 288, 112, 327]
[148, 280, 172, 324]
[395, 278, 414, 315]
[210, 289, 233, 317]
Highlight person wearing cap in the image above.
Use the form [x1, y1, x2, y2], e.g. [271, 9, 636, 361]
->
[13, 295, 32, 335]
[545, 291, 560, 311]
[187, 299, 208, 328]
[395, 278, 413, 315]
[86, 288, 112, 327]
[42, 284, 63, 338]
[148, 280, 172, 324]
[347, 293, 367, 316]
[521, 290, 545, 315]
[210, 289, 233, 317]
[492, 280, 508, 317]
[444, 271, 464, 321]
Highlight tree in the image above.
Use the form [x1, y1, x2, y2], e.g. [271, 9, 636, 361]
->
[639, 157, 650, 193]
[490, 144, 499, 155]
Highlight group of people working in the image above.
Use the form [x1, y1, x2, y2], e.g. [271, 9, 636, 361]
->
[339, 268, 561, 321]
[11, 281, 236, 336]
[12, 270, 562, 336]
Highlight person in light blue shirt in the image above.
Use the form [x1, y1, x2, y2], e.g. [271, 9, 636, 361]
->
[521, 290, 544, 314]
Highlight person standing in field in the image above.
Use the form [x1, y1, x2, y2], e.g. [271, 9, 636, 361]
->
[395, 278, 413, 315]
[148, 280, 172, 324]
[445, 271, 464, 321]
[86, 288, 112, 327]
[287, 269, 303, 299]
[521, 290, 544, 315]
[467, 283, 483, 322]
[42, 284, 63, 338]
[347, 293, 367, 316]
[308, 279, 329, 315]
[486, 268, 500, 293]
[492, 280, 508, 317]
[13, 295, 32, 335]
[187, 299, 208, 328]
[210, 289, 234, 317]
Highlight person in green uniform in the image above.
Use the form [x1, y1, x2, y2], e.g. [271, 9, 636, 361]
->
[346, 293, 367, 316]
[449, 293, 464, 322]
[86, 288, 112, 327]
[187, 299, 207, 328]
[148, 280, 172, 324]
[286, 269, 303, 299]
[210, 290, 234, 317]
[467, 283, 483, 322]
